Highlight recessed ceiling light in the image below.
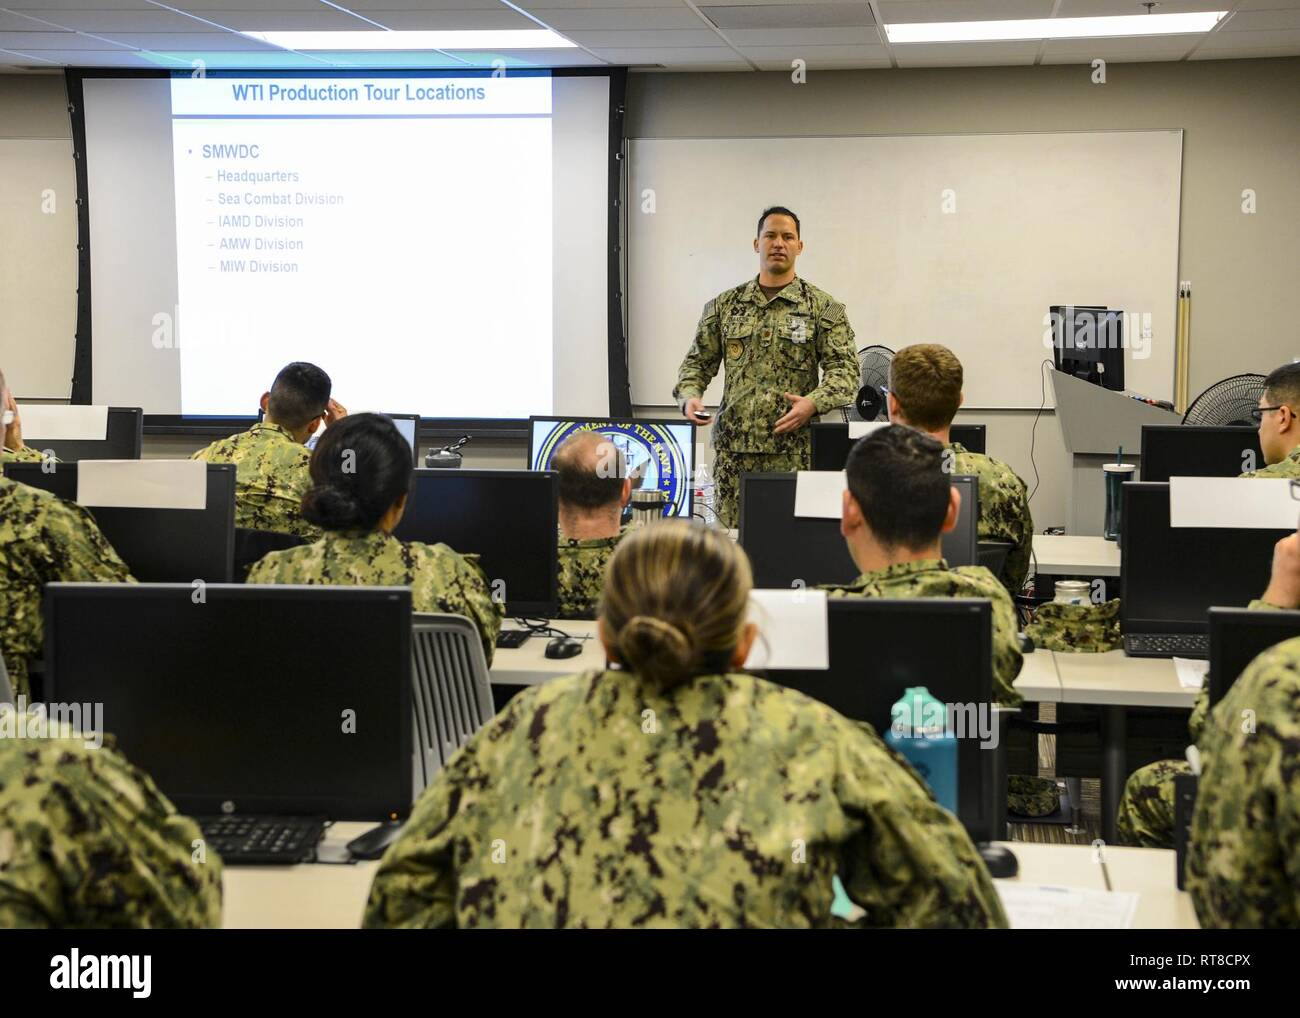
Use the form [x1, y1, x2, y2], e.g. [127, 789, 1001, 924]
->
[884, 12, 1227, 44]
[240, 30, 576, 51]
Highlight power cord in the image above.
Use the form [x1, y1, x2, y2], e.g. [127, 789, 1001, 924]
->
[1028, 358, 1053, 505]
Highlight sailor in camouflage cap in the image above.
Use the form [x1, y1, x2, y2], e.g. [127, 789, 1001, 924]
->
[363, 522, 1007, 929]
[673, 207, 859, 529]
[552, 431, 630, 620]
[191, 361, 346, 539]
[1187, 629, 1300, 928]
[886, 345, 1033, 595]
[0, 710, 221, 928]
[246, 413, 501, 664]
[1241, 361, 1300, 479]
[1117, 515, 1300, 848]
[820, 426, 1066, 818]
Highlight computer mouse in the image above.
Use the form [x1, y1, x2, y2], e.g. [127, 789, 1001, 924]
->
[347, 821, 404, 861]
[545, 637, 583, 660]
[978, 843, 1019, 879]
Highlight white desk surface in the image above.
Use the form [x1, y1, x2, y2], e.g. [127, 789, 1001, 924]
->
[1032, 534, 1121, 577]
[996, 842, 1198, 929]
[1054, 650, 1197, 708]
[222, 825, 1193, 929]
[491, 620, 1062, 703]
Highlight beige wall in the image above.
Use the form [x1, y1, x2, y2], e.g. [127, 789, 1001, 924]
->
[0, 72, 67, 138]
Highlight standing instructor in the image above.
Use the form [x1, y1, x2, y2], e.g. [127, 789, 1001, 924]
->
[674, 207, 858, 528]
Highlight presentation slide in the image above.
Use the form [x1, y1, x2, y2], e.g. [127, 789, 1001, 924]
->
[529, 417, 696, 518]
[82, 72, 612, 421]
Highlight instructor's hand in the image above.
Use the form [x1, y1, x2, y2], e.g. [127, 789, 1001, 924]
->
[323, 399, 348, 427]
[773, 392, 815, 436]
[682, 397, 711, 426]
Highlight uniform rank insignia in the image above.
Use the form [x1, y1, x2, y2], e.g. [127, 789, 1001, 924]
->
[727, 340, 743, 359]
[789, 316, 809, 344]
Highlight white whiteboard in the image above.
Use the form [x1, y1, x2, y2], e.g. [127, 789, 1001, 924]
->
[629, 130, 1182, 409]
[0, 139, 77, 399]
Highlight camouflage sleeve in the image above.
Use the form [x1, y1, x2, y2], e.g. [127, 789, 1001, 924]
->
[807, 301, 859, 414]
[836, 722, 1008, 928]
[0, 445, 46, 464]
[0, 735, 222, 928]
[1188, 683, 1209, 743]
[1002, 477, 1033, 594]
[990, 590, 1025, 708]
[415, 548, 504, 667]
[1187, 641, 1300, 928]
[49, 501, 134, 583]
[672, 299, 723, 411]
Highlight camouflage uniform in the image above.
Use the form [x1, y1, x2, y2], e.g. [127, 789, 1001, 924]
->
[0, 717, 221, 928]
[1186, 635, 1300, 927]
[191, 421, 320, 540]
[362, 668, 1007, 929]
[556, 527, 626, 620]
[673, 277, 859, 529]
[0, 445, 45, 466]
[822, 560, 1064, 817]
[246, 529, 503, 665]
[948, 443, 1033, 595]
[822, 559, 1023, 707]
[1024, 599, 1122, 654]
[0, 477, 133, 698]
[1116, 598, 1278, 849]
[1241, 445, 1300, 478]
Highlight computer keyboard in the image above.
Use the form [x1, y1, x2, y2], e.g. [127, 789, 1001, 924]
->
[197, 815, 326, 865]
[1124, 633, 1209, 659]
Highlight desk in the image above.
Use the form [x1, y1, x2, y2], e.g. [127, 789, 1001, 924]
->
[491, 620, 1064, 704]
[1032, 534, 1121, 577]
[1054, 650, 1195, 842]
[995, 842, 1198, 929]
[222, 827, 1194, 929]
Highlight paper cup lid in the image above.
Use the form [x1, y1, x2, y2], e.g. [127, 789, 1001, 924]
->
[1103, 463, 1136, 472]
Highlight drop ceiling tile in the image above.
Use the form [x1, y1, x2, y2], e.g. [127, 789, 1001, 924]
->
[1220, 9, 1300, 31]
[722, 28, 882, 45]
[186, 10, 381, 31]
[1040, 34, 1204, 62]
[542, 8, 707, 30]
[340, 11, 542, 30]
[878, 0, 1055, 23]
[1056, 0, 1234, 14]
[0, 31, 106, 50]
[1191, 26, 1300, 53]
[588, 45, 748, 63]
[739, 42, 890, 62]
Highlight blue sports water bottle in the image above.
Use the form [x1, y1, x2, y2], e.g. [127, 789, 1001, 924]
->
[884, 686, 958, 814]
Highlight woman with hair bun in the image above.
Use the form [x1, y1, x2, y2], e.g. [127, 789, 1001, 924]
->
[246, 413, 501, 663]
[364, 521, 1005, 929]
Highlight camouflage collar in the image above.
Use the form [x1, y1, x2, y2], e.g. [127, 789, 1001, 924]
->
[558, 523, 627, 549]
[1286, 446, 1300, 466]
[320, 528, 395, 548]
[743, 275, 804, 306]
[945, 442, 968, 455]
[850, 558, 951, 587]
[249, 421, 299, 443]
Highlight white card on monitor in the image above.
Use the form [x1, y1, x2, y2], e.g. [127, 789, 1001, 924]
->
[744, 589, 829, 670]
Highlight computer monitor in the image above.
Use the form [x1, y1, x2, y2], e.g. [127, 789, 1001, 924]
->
[20, 406, 143, 461]
[760, 598, 996, 842]
[1140, 426, 1264, 483]
[393, 469, 558, 617]
[811, 423, 986, 470]
[1207, 607, 1300, 708]
[528, 416, 696, 519]
[1049, 305, 1125, 392]
[3, 461, 236, 582]
[739, 472, 979, 589]
[44, 583, 414, 821]
[1121, 482, 1287, 636]
[383, 413, 420, 467]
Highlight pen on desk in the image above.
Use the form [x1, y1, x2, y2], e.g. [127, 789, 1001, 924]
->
[1093, 839, 1113, 892]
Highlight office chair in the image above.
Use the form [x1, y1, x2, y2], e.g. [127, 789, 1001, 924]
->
[410, 613, 496, 794]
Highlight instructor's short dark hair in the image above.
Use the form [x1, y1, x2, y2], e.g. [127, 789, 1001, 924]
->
[846, 425, 951, 552]
[757, 206, 800, 238]
[267, 362, 331, 430]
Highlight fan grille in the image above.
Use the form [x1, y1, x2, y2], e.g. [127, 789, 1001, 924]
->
[1182, 373, 1268, 427]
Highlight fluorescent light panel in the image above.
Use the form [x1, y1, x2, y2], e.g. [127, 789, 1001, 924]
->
[885, 12, 1227, 44]
[240, 30, 576, 51]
